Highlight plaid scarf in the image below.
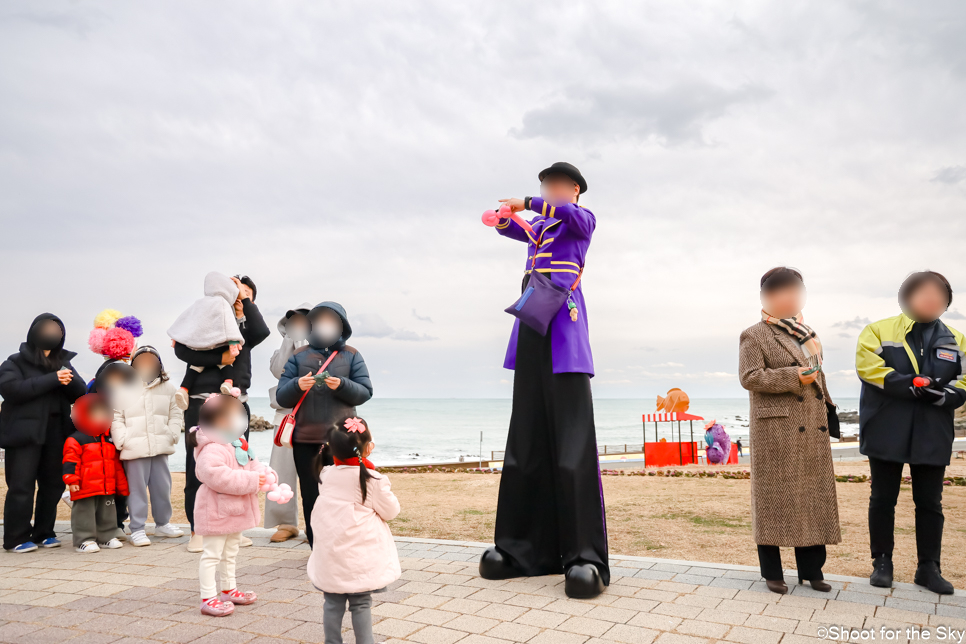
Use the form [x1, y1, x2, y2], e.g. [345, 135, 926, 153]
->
[761, 311, 823, 366]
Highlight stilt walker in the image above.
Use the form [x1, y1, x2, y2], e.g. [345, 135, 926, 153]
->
[478, 162, 609, 599]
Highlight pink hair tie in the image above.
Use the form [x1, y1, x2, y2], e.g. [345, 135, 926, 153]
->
[344, 418, 365, 434]
[189, 426, 200, 433]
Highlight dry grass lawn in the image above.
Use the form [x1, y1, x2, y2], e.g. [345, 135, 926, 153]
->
[4, 460, 966, 587]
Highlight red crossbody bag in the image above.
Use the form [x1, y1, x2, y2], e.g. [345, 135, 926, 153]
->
[274, 351, 339, 448]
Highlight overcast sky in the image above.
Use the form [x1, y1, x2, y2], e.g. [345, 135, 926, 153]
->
[1, 1, 965, 402]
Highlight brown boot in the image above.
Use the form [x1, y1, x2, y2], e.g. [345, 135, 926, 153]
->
[765, 580, 788, 594]
[270, 525, 299, 542]
[802, 579, 832, 592]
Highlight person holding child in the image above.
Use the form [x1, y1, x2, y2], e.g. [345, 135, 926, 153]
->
[111, 345, 186, 546]
[738, 267, 840, 595]
[172, 272, 270, 552]
[63, 392, 130, 552]
[479, 162, 609, 599]
[307, 416, 400, 644]
[276, 302, 373, 547]
[0, 313, 87, 553]
[856, 271, 966, 594]
[191, 394, 270, 616]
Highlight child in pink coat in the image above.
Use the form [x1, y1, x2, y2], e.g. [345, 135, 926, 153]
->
[192, 395, 269, 617]
[307, 417, 401, 644]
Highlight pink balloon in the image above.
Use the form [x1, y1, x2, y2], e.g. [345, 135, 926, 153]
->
[481, 204, 534, 233]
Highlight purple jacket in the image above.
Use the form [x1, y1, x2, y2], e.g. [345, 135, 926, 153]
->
[496, 197, 595, 376]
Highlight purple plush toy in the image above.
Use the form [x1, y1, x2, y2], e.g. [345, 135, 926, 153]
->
[704, 421, 731, 464]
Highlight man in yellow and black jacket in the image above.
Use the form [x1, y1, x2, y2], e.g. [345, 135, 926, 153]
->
[855, 271, 966, 594]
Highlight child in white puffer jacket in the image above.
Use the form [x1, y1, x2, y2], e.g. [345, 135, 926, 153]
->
[111, 345, 185, 546]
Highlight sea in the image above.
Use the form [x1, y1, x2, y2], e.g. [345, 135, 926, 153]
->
[166, 397, 861, 472]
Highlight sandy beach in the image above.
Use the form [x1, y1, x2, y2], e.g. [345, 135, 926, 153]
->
[6, 459, 966, 588]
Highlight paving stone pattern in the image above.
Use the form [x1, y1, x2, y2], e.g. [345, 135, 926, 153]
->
[1, 524, 966, 644]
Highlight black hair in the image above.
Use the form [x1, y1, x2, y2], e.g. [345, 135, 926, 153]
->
[234, 274, 257, 302]
[760, 267, 804, 292]
[313, 417, 374, 502]
[899, 270, 953, 310]
[29, 317, 64, 371]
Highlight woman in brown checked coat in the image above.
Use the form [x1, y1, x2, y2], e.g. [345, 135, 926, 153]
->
[739, 267, 841, 595]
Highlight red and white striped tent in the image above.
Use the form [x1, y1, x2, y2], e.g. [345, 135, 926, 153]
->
[641, 411, 706, 466]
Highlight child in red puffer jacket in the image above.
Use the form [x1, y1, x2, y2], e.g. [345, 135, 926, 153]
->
[63, 393, 129, 553]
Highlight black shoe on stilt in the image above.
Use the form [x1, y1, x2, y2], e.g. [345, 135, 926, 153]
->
[565, 563, 605, 599]
[914, 561, 954, 595]
[869, 555, 893, 588]
[479, 546, 524, 580]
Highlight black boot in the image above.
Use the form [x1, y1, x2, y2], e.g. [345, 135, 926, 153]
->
[479, 546, 524, 580]
[565, 563, 605, 599]
[869, 555, 893, 588]
[914, 561, 954, 595]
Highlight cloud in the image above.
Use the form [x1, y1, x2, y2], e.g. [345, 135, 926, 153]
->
[931, 166, 966, 184]
[352, 313, 395, 339]
[352, 313, 437, 342]
[390, 329, 437, 342]
[412, 309, 433, 323]
[832, 317, 872, 330]
[653, 362, 684, 368]
[510, 81, 774, 146]
[944, 309, 966, 320]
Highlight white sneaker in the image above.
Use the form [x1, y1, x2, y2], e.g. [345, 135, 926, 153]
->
[61, 490, 73, 508]
[155, 523, 185, 538]
[100, 538, 123, 549]
[76, 540, 100, 553]
[130, 530, 151, 547]
[239, 535, 253, 547]
[187, 533, 204, 553]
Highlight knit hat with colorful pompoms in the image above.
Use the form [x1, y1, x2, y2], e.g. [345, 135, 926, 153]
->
[89, 309, 143, 360]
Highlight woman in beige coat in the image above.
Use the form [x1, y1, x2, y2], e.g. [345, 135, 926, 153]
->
[739, 267, 840, 595]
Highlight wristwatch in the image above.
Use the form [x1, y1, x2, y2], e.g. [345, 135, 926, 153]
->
[524, 196, 532, 211]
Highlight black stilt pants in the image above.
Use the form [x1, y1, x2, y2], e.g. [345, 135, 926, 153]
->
[494, 322, 610, 585]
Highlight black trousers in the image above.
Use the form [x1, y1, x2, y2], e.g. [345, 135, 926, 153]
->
[493, 322, 610, 585]
[2, 420, 65, 550]
[869, 457, 945, 564]
[184, 399, 250, 532]
[293, 441, 333, 547]
[757, 544, 826, 581]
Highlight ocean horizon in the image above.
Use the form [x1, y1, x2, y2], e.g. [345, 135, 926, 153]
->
[165, 397, 860, 472]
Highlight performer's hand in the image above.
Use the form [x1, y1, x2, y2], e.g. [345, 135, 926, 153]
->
[69, 485, 79, 493]
[324, 376, 341, 390]
[56, 369, 73, 385]
[298, 374, 315, 391]
[499, 198, 526, 213]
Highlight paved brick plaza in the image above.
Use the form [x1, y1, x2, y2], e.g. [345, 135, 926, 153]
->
[2, 525, 966, 644]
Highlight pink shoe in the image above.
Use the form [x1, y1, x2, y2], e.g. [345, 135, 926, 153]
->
[221, 588, 257, 605]
[200, 597, 235, 616]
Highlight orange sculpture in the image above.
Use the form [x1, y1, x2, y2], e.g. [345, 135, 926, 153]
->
[656, 388, 690, 413]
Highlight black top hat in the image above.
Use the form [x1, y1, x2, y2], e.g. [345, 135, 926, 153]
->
[538, 162, 587, 194]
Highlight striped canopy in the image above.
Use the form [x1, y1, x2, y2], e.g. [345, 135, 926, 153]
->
[642, 412, 705, 423]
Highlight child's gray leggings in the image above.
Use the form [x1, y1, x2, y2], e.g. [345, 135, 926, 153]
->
[323, 592, 373, 644]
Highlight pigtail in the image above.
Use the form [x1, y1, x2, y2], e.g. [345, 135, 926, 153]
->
[356, 445, 374, 502]
[313, 443, 331, 482]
